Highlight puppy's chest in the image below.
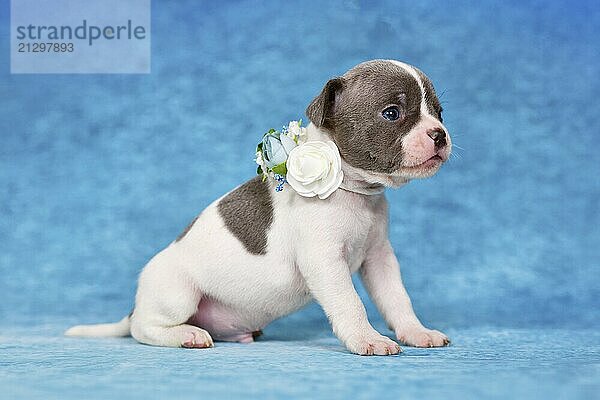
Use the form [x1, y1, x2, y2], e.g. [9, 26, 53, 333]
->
[320, 198, 382, 273]
[341, 213, 377, 273]
[273, 190, 385, 272]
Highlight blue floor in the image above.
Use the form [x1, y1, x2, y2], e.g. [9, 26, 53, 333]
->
[1, 0, 599, 399]
[2, 323, 598, 400]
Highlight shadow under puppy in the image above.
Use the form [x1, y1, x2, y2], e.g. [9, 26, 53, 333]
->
[66, 59, 452, 355]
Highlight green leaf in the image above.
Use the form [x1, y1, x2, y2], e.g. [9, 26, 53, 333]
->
[271, 162, 287, 175]
[256, 142, 263, 152]
[256, 165, 263, 175]
[298, 118, 302, 127]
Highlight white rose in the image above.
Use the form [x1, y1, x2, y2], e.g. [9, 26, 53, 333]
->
[286, 140, 343, 199]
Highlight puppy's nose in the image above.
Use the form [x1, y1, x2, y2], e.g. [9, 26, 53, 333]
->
[428, 128, 447, 149]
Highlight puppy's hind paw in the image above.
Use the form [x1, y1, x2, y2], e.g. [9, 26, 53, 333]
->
[345, 333, 402, 356]
[182, 328, 214, 349]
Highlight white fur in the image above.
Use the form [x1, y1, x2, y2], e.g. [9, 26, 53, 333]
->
[66, 123, 449, 355]
[65, 315, 130, 337]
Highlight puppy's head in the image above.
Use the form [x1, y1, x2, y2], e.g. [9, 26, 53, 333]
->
[306, 60, 451, 186]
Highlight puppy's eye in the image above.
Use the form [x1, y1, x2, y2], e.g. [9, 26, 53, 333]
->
[382, 106, 401, 121]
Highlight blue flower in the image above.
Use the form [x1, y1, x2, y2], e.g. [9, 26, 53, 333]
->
[262, 132, 297, 168]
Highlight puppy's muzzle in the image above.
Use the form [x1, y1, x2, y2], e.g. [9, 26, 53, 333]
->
[427, 128, 447, 150]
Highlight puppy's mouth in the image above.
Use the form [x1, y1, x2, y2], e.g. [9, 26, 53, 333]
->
[402, 154, 444, 171]
[392, 151, 448, 180]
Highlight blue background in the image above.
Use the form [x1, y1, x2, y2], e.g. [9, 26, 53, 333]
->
[1, 0, 598, 399]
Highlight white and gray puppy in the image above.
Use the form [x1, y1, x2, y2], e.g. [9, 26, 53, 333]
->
[66, 59, 452, 355]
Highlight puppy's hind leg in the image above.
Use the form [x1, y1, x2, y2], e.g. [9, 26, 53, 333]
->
[133, 323, 214, 349]
[130, 258, 213, 349]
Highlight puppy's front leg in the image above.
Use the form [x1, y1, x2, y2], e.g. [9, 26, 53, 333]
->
[298, 251, 400, 356]
[360, 240, 450, 348]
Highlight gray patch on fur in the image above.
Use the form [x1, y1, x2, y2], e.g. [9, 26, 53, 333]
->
[306, 60, 443, 173]
[217, 176, 273, 255]
[175, 215, 199, 242]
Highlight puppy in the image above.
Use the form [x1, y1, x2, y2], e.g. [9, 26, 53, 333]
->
[66, 59, 452, 355]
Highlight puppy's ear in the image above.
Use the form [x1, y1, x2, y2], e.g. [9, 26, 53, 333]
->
[306, 77, 344, 129]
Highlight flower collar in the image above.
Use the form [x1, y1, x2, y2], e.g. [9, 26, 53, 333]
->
[338, 181, 386, 196]
[255, 120, 382, 199]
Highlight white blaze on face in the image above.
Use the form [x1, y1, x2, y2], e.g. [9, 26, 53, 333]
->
[388, 60, 431, 118]
[386, 60, 451, 169]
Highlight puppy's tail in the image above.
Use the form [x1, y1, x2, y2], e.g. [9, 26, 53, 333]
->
[64, 314, 131, 338]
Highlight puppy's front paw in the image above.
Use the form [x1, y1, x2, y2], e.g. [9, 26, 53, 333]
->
[396, 325, 450, 348]
[345, 333, 401, 356]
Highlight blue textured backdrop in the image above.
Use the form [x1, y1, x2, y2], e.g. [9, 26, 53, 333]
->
[1, 1, 598, 399]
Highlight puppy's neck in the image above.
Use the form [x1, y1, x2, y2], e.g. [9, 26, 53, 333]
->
[305, 123, 410, 194]
[339, 163, 386, 196]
